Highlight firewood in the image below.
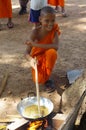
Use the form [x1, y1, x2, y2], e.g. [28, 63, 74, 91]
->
[0, 72, 9, 97]
[0, 114, 22, 123]
[7, 118, 29, 130]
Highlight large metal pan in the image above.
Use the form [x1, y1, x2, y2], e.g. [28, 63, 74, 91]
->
[17, 95, 54, 120]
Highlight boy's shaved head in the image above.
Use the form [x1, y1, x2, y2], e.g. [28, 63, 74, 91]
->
[40, 6, 55, 16]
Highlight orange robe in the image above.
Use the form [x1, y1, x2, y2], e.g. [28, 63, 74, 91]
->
[0, 0, 12, 18]
[48, 0, 64, 7]
[30, 24, 60, 84]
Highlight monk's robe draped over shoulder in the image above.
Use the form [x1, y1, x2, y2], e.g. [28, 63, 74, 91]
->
[30, 24, 60, 84]
[0, 0, 12, 18]
[48, 0, 64, 7]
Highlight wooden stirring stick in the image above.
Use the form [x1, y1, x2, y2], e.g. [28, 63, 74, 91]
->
[34, 57, 41, 117]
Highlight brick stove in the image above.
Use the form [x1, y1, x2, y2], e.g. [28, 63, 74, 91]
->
[7, 119, 52, 130]
[6, 116, 52, 130]
[6, 113, 65, 130]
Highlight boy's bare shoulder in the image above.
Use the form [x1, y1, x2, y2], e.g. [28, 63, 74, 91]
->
[30, 26, 41, 41]
[31, 27, 41, 37]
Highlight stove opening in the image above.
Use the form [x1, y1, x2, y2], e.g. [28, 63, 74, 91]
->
[27, 117, 53, 130]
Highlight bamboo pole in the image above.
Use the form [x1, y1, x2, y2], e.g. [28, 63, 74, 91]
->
[0, 72, 9, 97]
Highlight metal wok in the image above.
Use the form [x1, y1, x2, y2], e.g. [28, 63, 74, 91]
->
[17, 96, 54, 120]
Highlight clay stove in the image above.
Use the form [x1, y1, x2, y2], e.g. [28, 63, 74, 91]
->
[7, 115, 54, 130]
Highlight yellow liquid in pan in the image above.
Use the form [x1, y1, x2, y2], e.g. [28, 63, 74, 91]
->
[23, 105, 49, 118]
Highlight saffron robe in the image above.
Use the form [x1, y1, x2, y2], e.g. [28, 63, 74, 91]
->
[0, 0, 12, 18]
[48, 0, 64, 7]
[30, 24, 60, 84]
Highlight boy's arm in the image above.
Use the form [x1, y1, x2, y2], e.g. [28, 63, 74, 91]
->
[29, 32, 59, 50]
[52, 31, 59, 50]
[25, 29, 35, 61]
[25, 40, 38, 69]
[25, 42, 32, 61]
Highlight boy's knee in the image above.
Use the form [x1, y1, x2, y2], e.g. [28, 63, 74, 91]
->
[46, 49, 58, 60]
[48, 49, 57, 55]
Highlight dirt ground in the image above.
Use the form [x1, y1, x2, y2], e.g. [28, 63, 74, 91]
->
[0, 0, 86, 124]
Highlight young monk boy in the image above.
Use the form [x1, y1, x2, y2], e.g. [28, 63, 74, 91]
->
[25, 6, 60, 93]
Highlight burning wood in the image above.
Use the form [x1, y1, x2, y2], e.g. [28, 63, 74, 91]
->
[27, 120, 43, 130]
[27, 119, 49, 130]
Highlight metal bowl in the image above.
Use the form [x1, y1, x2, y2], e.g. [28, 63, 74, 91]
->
[17, 96, 54, 120]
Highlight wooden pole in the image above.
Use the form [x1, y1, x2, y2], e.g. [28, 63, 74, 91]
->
[0, 72, 9, 97]
[34, 58, 41, 117]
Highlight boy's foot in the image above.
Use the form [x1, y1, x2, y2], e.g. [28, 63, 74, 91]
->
[7, 22, 14, 29]
[19, 8, 27, 15]
[55, 6, 59, 13]
[62, 12, 68, 17]
[61, 7, 68, 17]
[44, 80, 56, 93]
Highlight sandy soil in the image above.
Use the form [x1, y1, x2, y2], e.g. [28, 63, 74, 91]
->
[0, 0, 86, 123]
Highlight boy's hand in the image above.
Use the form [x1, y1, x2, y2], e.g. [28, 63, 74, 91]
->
[25, 40, 32, 47]
[26, 54, 37, 69]
[30, 57, 38, 69]
[25, 40, 38, 47]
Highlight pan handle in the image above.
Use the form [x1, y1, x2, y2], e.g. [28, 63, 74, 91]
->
[27, 91, 36, 97]
[20, 92, 36, 100]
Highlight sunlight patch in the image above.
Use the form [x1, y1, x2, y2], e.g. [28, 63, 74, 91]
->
[0, 54, 18, 64]
[78, 4, 86, 7]
[12, 5, 20, 9]
[75, 24, 86, 31]
[79, 18, 86, 22]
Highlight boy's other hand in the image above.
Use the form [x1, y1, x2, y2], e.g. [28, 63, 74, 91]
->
[25, 39, 38, 47]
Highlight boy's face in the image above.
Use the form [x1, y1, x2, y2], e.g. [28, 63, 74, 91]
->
[39, 13, 55, 31]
